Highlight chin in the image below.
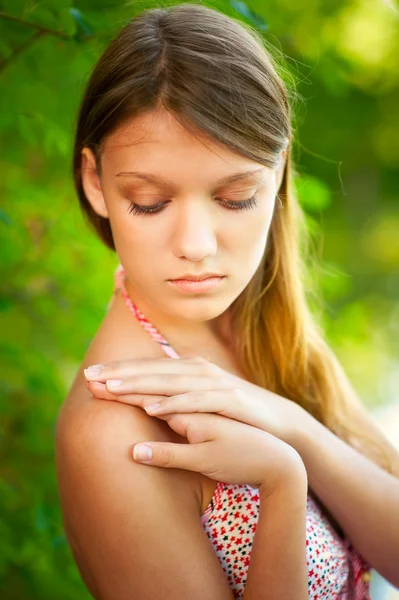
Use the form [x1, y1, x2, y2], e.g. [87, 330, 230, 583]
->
[172, 298, 230, 322]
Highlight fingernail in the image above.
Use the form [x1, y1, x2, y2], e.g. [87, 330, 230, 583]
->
[107, 379, 123, 389]
[133, 444, 152, 461]
[84, 365, 104, 378]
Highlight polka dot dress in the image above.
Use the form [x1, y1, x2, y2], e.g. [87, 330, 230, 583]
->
[200, 482, 371, 599]
[114, 264, 372, 599]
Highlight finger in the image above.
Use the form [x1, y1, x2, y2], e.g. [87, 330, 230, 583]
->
[144, 390, 227, 415]
[132, 440, 207, 473]
[83, 355, 216, 382]
[86, 381, 118, 400]
[105, 374, 228, 395]
[86, 381, 168, 408]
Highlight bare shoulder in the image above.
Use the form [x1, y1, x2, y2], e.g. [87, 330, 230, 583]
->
[57, 287, 195, 470]
[54, 294, 234, 599]
[60, 287, 167, 411]
[55, 375, 200, 526]
[56, 286, 202, 522]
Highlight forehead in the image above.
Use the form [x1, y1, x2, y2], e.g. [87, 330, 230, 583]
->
[104, 109, 203, 153]
[101, 108, 270, 185]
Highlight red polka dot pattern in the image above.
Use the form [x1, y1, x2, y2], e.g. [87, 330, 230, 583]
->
[201, 482, 372, 599]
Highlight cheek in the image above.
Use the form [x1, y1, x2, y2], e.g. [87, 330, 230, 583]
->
[107, 206, 164, 273]
[227, 202, 274, 257]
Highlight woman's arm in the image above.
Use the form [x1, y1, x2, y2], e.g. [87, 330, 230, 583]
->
[243, 473, 309, 600]
[55, 397, 236, 600]
[82, 352, 399, 587]
[291, 406, 399, 587]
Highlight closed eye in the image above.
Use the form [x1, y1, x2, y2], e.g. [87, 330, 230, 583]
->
[126, 195, 259, 216]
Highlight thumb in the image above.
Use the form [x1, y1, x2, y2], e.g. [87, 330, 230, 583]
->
[133, 441, 203, 472]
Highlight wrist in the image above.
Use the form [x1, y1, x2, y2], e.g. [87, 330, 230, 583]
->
[285, 401, 311, 452]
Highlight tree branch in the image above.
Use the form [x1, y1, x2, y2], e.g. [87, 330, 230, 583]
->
[0, 11, 72, 41]
[0, 30, 45, 75]
[0, 10, 76, 76]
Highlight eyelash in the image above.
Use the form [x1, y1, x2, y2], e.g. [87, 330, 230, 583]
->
[126, 195, 259, 216]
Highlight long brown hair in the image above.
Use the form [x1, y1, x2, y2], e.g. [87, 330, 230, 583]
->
[72, 2, 392, 474]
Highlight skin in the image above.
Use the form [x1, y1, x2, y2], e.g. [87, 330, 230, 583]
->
[81, 107, 286, 354]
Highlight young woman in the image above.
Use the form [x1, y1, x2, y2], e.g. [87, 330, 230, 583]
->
[55, 4, 399, 599]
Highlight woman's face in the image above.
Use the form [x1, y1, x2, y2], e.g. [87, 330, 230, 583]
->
[81, 108, 286, 335]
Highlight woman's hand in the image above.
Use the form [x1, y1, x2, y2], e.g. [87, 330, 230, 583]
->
[84, 356, 304, 446]
[127, 408, 307, 494]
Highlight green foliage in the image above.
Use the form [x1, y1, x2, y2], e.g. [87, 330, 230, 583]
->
[0, 0, 398, 597]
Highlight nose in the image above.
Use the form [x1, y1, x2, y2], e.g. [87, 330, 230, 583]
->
[171, 198, 217, 261]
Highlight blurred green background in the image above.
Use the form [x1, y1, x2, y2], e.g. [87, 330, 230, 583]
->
[0, 1, 398, 598]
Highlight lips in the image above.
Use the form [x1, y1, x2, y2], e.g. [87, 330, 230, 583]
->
[167, 276, 225, 293]
[171, 276, 223, 282]
[169, 274, 224, 281]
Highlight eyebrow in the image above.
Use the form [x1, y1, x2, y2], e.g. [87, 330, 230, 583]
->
[115, 168, 265, 189]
